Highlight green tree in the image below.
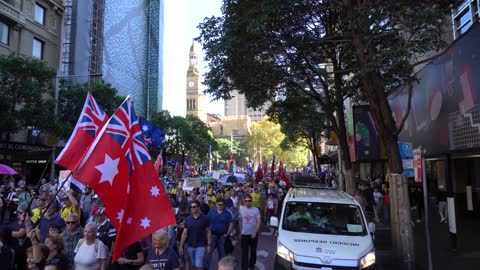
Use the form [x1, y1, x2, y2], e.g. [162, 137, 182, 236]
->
[196, 0, 359, 193]
[0, 54, 56, 139]
[151, 111, 217, 166]
[268, 88, 333, 173]
[247, 118, 307, 169]
[56, 80, 125, 138]
[197, 0, 456, 265]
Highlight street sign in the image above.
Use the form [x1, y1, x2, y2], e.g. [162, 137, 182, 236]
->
[398, 142, 413, 159]
[399, 142, 414, 177]
[413, 148, 422, 182]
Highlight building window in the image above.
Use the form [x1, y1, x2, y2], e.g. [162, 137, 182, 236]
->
[34, 3, 46, 25]
[32, 38, 44, 59]
[0, 21, 9, 45]
[452, 0, 480, 39]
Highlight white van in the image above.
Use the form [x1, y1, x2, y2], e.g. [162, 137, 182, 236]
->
[270, 186, 376, 270]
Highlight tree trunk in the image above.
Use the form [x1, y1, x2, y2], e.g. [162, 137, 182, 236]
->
[342, 1, 414, 266]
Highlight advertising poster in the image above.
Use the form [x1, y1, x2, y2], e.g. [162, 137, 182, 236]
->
[353, 105, 381, 161]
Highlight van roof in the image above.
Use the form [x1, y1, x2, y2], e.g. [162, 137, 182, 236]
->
[285, 187, 359, 205]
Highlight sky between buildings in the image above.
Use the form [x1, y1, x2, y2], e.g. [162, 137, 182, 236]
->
[164, 0, 224, 116]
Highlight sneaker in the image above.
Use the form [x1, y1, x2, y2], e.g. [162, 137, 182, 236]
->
[440, 218, 445, 223]
[416, 219, 422, 223]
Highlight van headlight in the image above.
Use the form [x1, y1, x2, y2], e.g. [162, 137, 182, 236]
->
[277, 242, 295, 262]
[359, 250, 376, 269]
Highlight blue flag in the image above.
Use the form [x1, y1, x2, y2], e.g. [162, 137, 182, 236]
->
[167, 160, 176, 167]
[246, 164, 254, 177]
[138, 117, 165, 148]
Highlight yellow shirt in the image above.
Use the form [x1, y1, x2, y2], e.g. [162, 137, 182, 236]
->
[60, 205, 81, 221]
[207, 195, 217, 208]
[251, 192, 262, 208]
[31, 208, 44, 224]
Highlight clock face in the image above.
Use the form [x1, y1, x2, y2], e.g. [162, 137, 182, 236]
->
[188, 81, 195, 88]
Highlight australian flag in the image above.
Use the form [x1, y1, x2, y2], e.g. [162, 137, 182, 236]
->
[138, 117, 165, 148]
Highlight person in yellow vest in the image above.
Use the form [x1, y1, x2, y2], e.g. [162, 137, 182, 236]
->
[207, 189, 217, 208]
[250, 187, 262, 209]
[60, 189, 81, 222]
[31, 194, 47, 224]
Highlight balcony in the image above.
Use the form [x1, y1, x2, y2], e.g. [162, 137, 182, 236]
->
[0, 0, 25, 26]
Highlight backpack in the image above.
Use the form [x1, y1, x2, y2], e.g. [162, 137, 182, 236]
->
[75, 238, 109, 255]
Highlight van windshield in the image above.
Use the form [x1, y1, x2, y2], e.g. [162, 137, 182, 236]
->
[282, 202, 367, 236]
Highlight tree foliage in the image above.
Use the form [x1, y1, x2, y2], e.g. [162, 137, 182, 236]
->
[247, 118, 308, 169]
[197, 0, 453, 174]
[0, 54, 56, 137]
[151, 112, 217, 164]
[56, 80, 125, 138]
[268, 88, 333, 172]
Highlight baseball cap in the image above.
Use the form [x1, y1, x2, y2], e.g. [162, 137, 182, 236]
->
[94, 207, 105, 216]
[36, 194, 47, 200]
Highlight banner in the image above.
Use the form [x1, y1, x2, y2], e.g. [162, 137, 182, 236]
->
[353, 105, 381, 161]
[183, 177, 202, 191]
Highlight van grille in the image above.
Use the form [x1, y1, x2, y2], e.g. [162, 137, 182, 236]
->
[294, 261, 358, 269]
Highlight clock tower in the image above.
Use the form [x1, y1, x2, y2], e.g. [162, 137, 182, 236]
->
[186, 41, 208, 123]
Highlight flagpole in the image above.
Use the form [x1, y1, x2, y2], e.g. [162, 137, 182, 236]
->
[25, 170, 73, 231]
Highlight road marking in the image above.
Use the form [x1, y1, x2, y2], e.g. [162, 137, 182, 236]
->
[257, 250, 269, 258]
[261, 228, 275, 236]
[256, 250, 269, 270]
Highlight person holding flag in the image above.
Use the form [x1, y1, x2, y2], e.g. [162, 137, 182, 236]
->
[58, 96, 176, 262]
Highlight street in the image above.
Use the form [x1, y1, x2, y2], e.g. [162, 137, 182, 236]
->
[209, 224, 277, 269]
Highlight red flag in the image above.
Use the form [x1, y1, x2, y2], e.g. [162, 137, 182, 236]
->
[279, 161, 285, 174]
[229, 154, 234, 173]
[278, 161, 290, 189]
[255, 167, 263, 182]
[72, 97, 175, 262]
[270, 155, 275, 178]
[154, 150, 163, 173]
[175, 161, 181, 178]
[55, 93, 108, 169]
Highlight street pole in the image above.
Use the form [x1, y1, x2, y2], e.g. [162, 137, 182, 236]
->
[422, 157, 433, 270]
[50, 76, 61, 180]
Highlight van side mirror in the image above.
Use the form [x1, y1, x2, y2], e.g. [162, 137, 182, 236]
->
[270, 216, 279, 228]
[368, 222, 376, 240]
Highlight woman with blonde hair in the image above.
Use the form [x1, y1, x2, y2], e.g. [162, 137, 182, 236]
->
[146, 231, 180, 270]
[73, 222, 108, 270]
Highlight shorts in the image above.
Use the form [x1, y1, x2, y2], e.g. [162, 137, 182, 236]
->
[187, 246, 206, 268]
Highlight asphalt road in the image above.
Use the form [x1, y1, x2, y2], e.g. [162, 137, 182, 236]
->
[209, 223, 277, 269]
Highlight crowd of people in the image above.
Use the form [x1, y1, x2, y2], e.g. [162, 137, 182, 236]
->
[1, 169, 432, 270]
[0, 172, 288, 270]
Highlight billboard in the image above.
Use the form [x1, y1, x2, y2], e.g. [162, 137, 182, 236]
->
[353, 105, 381, 161]
[389, 24, 480, 154]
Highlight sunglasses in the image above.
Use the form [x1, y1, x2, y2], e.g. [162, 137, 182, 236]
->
[217, 203, 225, 206]
[190, 205, 199, 209]
[244, 200, 252, 202]
[66, 221, 78, 225]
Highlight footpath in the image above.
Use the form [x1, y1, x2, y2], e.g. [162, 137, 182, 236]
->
[374, 205, 480, 270]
